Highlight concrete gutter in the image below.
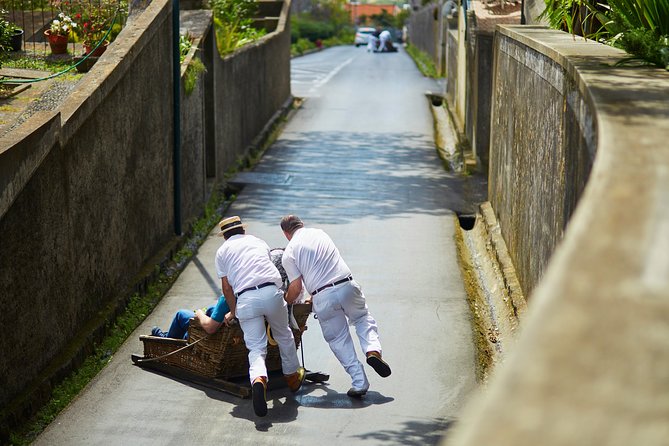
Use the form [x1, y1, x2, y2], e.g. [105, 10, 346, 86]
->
[455, 202, 526, 384]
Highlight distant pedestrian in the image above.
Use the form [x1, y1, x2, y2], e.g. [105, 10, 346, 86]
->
[368, 26, 382, 52]
[378, 29, 392, 52]
[198, 216, 306, 417]
[280, 215, 391, 398]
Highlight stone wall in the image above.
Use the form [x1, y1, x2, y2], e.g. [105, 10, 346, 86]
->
[407, 3, 439, 65]
[445, 28, 457, 107]
[212, 26, 291, 175]
[488, 28, 595, 295]
[446, 25, 669, 446]
[0, 0, 291, 432]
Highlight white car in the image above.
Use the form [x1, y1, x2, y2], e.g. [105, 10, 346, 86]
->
[354, 27, 376, 47]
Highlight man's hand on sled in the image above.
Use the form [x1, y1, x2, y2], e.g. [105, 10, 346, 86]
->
[223, 311, 236, 326]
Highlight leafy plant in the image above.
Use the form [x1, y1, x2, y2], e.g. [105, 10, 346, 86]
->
[406, 43, 439, 78]
[179, 32, 192, 63]
[0, 9, 15, 53]
[79, 1, 117, 46]
[183, 57, 206, 95]
[210, 0, 266, 55]
[290, 0, 354, 45]
[290, 37, 315, 56]
[52, 0, 127, 44]
[291, 15, 336, 42]
[540, 0, 669, 69]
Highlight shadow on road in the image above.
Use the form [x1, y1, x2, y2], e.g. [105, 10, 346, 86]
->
[352, 417, 456, 445]
[238, 130, 487, 224]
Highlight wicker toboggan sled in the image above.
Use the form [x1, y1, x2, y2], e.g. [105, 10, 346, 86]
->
[131, 303, 315, 397]
[131, 249, 328, 397]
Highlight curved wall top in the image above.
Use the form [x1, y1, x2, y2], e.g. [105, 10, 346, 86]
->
[448, 26, 669, 446]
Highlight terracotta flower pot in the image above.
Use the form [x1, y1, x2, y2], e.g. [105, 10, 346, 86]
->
[84, 40, 109, 57]
[44, 30, 69, 54]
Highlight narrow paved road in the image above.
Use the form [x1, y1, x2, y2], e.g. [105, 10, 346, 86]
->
[35, 45, 478, 445]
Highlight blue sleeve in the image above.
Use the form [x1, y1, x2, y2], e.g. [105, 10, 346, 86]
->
[210, 295, 231, 322]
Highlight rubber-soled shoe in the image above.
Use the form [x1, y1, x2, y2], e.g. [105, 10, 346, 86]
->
[252, 377, 268, 417]
[347, 387, 368, 398]
[284, 366, 306, 392]
[366, 351, 391, 377]
[151, 326, 167, 337]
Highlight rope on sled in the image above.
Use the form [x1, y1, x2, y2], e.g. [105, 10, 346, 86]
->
[134, 335, 209, 364]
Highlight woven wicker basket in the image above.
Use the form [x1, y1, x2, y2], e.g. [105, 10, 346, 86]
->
[140, 303, 311, 379]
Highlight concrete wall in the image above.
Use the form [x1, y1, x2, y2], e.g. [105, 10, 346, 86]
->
[466, 25, 493, 168]
[412, 1, 515, 170]
[213, 25, 291, 174]
[445, 28, 457, 107]
[0, 2, 174, 424]
[447, 25, 669, 446]
[455, 5, 467, 125]
[0, 0, 291, 432]
[488, 27, 595, 295]
[407, 3, 439, 65]
[180, 33, 208, 226]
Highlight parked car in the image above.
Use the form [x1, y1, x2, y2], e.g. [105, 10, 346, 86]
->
[354, 27, 376, 47]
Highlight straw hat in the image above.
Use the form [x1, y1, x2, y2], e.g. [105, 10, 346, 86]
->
[218, 216, 245, 237]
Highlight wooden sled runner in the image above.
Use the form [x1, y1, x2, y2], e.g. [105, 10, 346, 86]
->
[132, 302, 328, 398]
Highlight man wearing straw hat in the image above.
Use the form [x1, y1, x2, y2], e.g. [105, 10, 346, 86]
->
[280, 215, 391, 398]
[195, 216, 305, 417]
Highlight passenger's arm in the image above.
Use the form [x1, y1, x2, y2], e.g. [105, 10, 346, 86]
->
[194, 310, 223, 334]
[284, 277, 304, 304]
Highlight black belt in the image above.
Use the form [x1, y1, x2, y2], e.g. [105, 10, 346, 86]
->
[237, 282, 275, 297]
[312, 276, 353, 296]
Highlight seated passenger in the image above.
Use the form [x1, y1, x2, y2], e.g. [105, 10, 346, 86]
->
[151, 295, 231, 339]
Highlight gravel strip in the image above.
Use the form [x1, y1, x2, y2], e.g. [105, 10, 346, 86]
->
[2, 77, 81, 137]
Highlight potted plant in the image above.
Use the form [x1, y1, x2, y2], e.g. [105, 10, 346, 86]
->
[9, 24, 23, 52]
[45, 12, 77, 54]
[79, 1, 116, 57]
[0, 9, 22, 52]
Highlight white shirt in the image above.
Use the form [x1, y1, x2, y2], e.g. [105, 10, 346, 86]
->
[215, 234, 282, 294]
[282, 228, 351, 295]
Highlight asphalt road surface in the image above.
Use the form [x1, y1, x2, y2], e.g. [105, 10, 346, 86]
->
[34, 45, 478, 446]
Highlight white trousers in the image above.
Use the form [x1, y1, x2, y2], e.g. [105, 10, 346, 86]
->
[367, 36, 378, 52]
[235, 286, 300, 383]
[378, 35, 389, 51]
[312, 280, 382, 390]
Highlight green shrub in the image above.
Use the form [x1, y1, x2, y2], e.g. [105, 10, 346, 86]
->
[291, 15, 335, 43]
[211, 0, 266, 55]
[184, 57, 206, 95]
[0, 9, 18, 54]
[540, 0, 669, 69]
[290, 0, 353, 46]
[179, 33, 193, 63]
[291, 37, 316, 56]
[406, 44, 439, 78]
